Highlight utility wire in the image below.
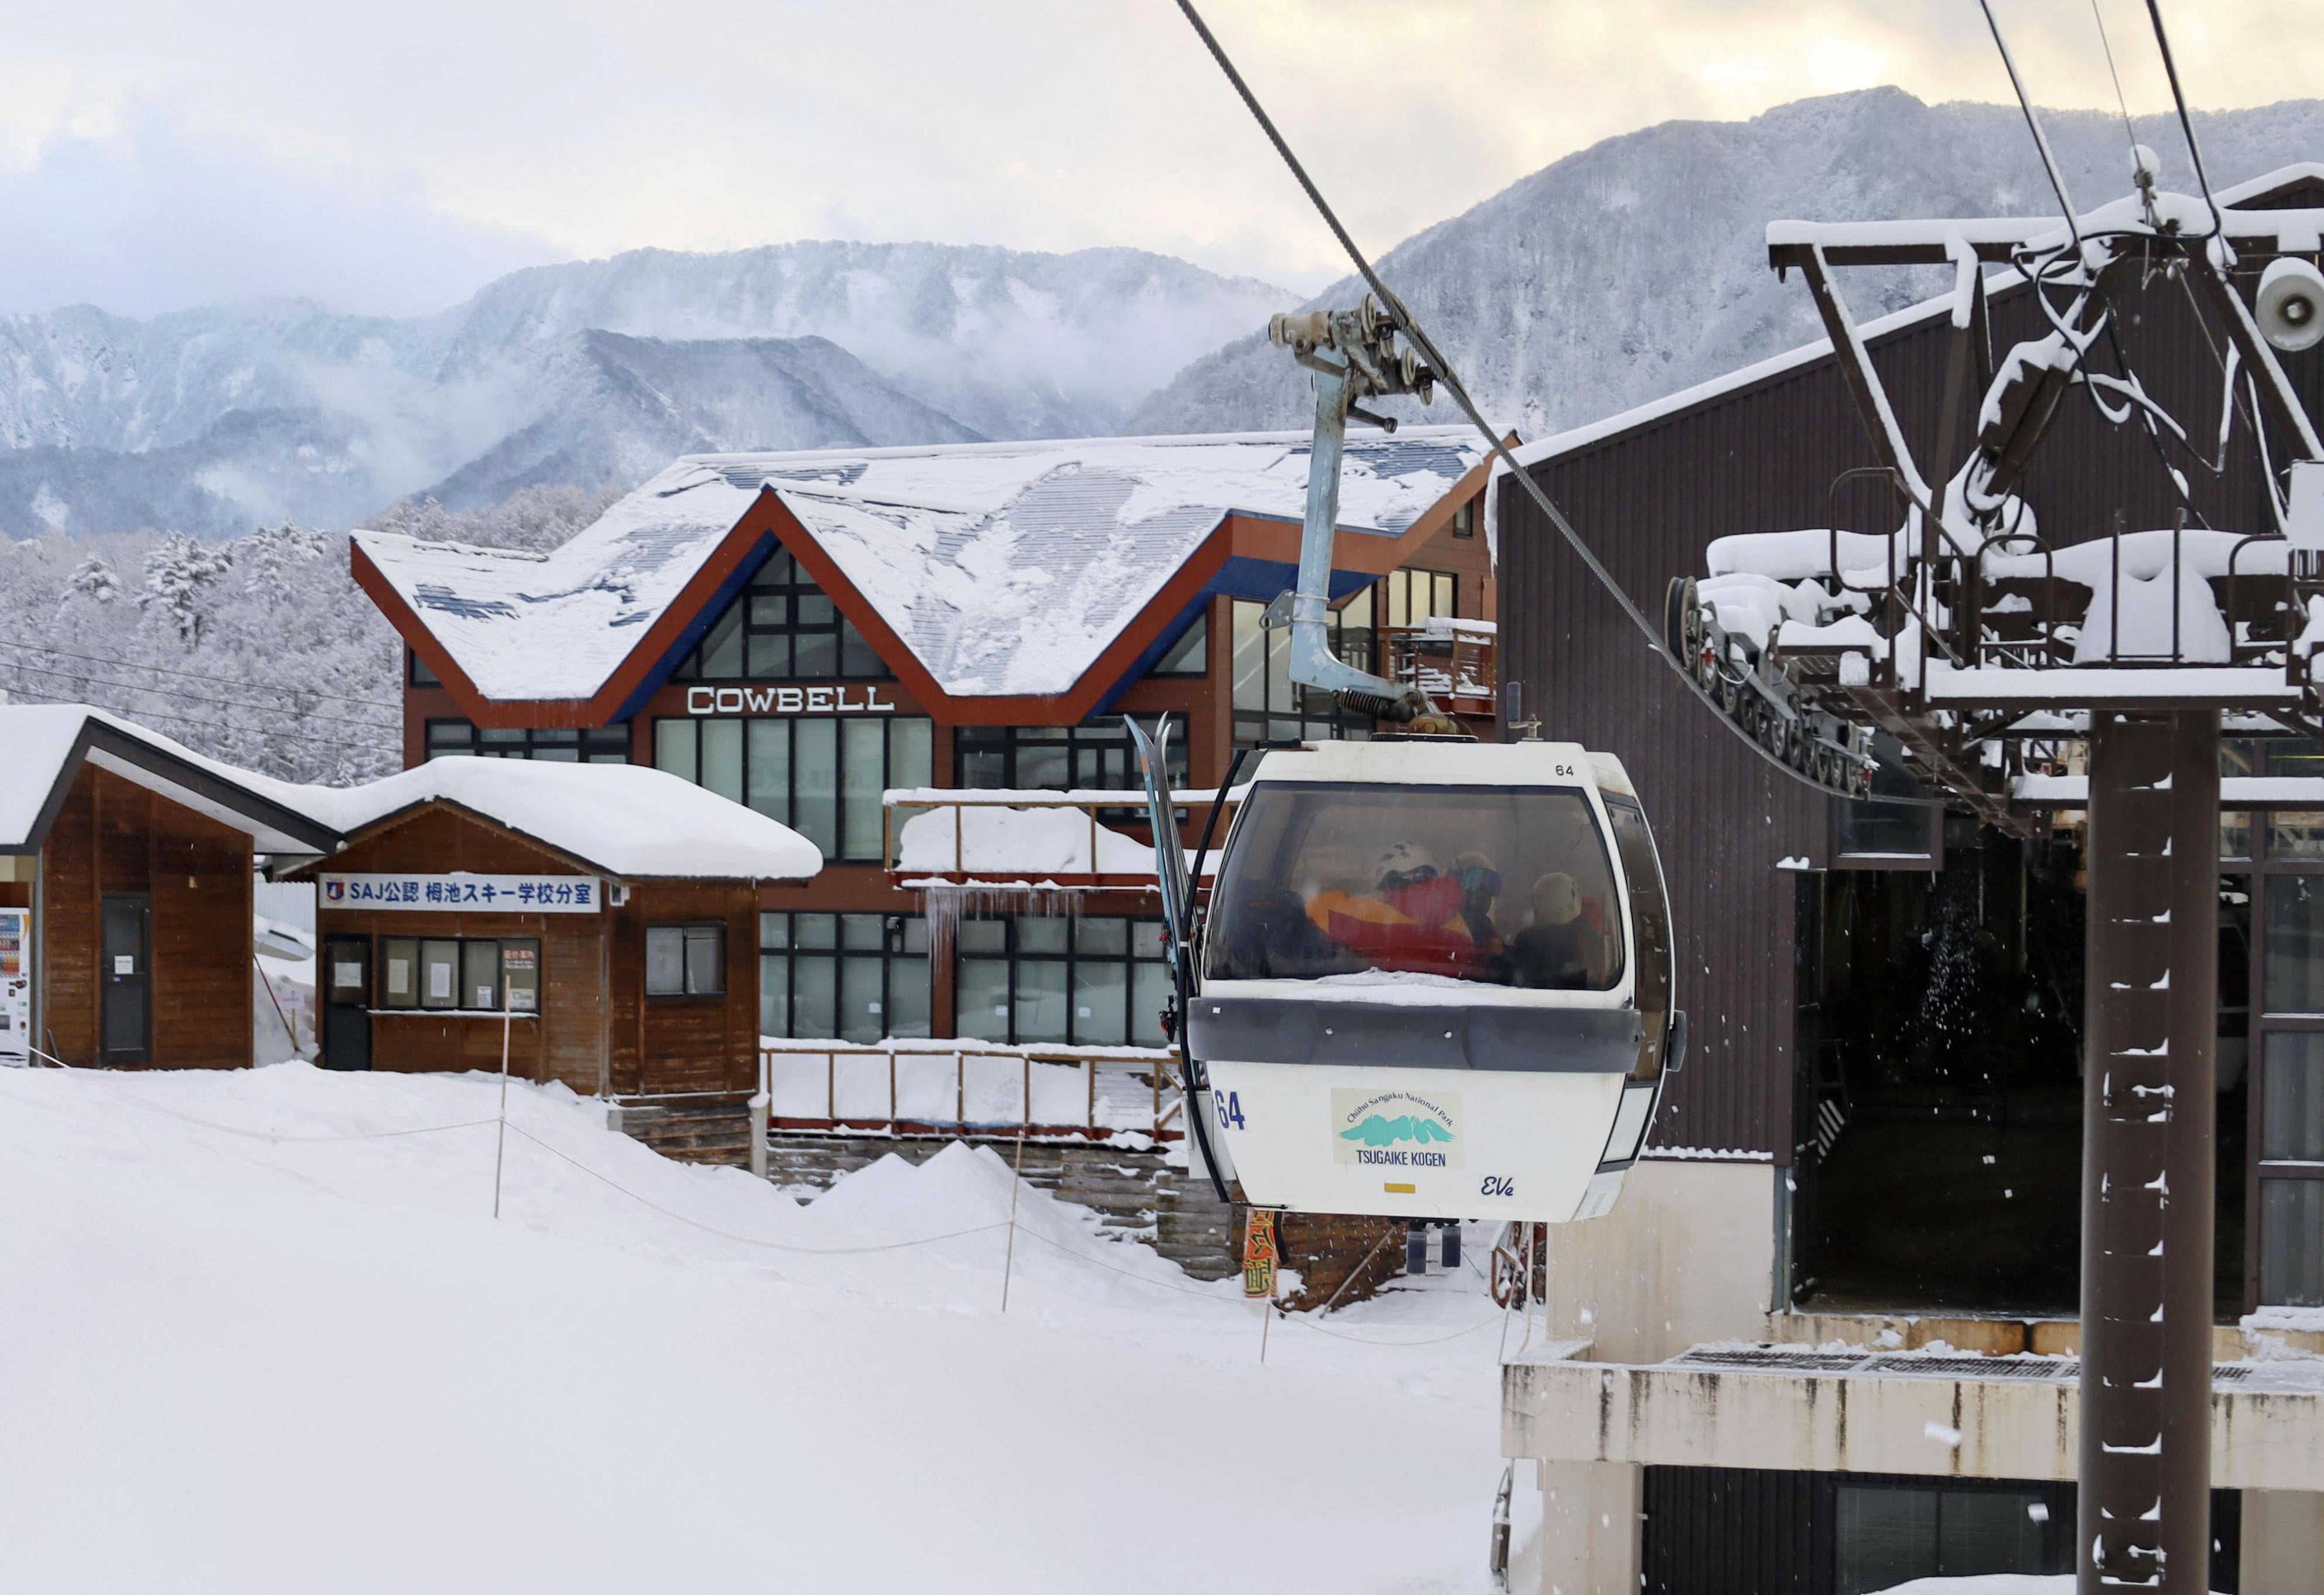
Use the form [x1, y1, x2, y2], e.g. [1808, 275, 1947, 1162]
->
[2142, 0, 2223, 241]
[0, 656, 397, 733]
[0, 636, 401, 711]
[0, 689, 375, 755]
[2089, 0, 2143, 165]
[1978, 0, 2083, 251]
[1169, 0, 1662, 655]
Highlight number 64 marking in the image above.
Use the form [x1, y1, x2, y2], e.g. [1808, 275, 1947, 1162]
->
[1214, 1089, 1247, 1130]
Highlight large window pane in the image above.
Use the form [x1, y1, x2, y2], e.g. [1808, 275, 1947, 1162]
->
[654, 718, 697, 781]
[841, 620, 883, 677]
[700, 719, 744, 804]
[645, 927, 685, 996]
[840, 955, 884, 1044]
[380, 937, 418, 1009]
[957, 959, 1010, 1041]
[888, 717, 932, 790]
[887, 955, 931, 1038]
[2265, 1032, 2324, 1161]
[1232, 600, 1264, 712]
[1133, 962, 1171, 1046]
[421, 938, 459, 1009]
[1934, 1490, 2043, 1577]
[2269, 811, 2324, 860]
[1075, 959, 1127, 1045]
[794, 627, 837, 678]
[700, 603, 744, 678]
[747, 719, 790, 822]
[462, 940, 501, 1010]
[794, 719, 839, 859]
[1836, 1486, 1937, 1595]
[842, 718, 886, 861]
[1013, 958, 1069, 1044]
[1840, 800, 1932, 858]
[2261, 1178, 2324, 1306]
[792, 955, 836, 1038]
[2266, 875, 2324, 1013]
[760, 953, 790, 1036]
[684, 926, 724, 995]
[747, 629, 789, 679]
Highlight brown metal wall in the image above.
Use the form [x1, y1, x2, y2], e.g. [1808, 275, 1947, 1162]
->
[1501, 177, 2324, 1157]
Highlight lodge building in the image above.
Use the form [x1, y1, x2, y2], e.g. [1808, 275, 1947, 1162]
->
[359, 430, 1499, 1052]
[1491, 163, 2324, 1593]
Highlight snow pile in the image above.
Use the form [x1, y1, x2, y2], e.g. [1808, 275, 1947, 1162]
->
[894, 802, 1159, 876]
[292, 757, 823, 882]
[0, 1064, 1505, 1594]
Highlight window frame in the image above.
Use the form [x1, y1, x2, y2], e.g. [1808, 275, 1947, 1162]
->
[645, 924, 726, 999]
[759, 911, 931, 1041]
[654, 713, 932, 863]
[953, 716, 1185, 794]
[1229, 593, 1379, 749]
[671, 548, 893, 682]
[1149, 610, 1210, 677]
[378, 935, 538, 1013]
[425, 718, 630, 763]
[953, 915, 1171, 1047]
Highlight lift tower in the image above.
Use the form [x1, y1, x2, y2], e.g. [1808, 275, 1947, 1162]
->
[1665, 177, 2324, 1591]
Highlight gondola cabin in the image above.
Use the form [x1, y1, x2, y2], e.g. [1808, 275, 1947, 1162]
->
[1185, 739, 1677, 1224]
[279, 760, 819, 1095]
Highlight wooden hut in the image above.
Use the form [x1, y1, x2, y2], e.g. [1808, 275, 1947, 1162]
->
[278, 759, 819, 1101]
[0, 705, 340, 1068]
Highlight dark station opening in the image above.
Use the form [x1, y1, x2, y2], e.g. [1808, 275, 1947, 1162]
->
[1790, 810, 2249, 1320]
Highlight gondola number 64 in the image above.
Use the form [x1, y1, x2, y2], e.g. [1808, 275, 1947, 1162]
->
[1214, 1090, 1246, 1130]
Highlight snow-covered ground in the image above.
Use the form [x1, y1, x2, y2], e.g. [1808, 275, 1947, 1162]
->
[0, 1064, 1515, 1594]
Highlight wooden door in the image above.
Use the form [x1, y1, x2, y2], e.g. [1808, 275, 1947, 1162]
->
[322, 935, 372, 1072]
[100, 894, 152, 1065]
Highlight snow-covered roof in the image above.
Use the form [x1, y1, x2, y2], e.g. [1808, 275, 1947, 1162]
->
[356, 458, 767, 704]
[293, 759, 822, 883]
[0, 704, 340, 856]
[361, 429, 1486, 704]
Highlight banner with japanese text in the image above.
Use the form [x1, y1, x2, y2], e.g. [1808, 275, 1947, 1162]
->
[319, 874, 603, 913]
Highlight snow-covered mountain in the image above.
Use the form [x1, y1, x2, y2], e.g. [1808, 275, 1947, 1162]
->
[0, 244, 1294, 537]
[1130, 88, 2324, 440]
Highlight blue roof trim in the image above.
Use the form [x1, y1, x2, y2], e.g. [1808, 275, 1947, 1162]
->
[1087, 555, 1382, 719]
[605, 532, 781, 725]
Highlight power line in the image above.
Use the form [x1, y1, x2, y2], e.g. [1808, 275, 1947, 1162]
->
[0, 636, 402, 711]
[2089, 0, 2143, 165]
[2142, 0, 2223, 241]
[1978, 0, 2083, 250]
[0, 657, 397, 733]
[0, 689, 381, 756]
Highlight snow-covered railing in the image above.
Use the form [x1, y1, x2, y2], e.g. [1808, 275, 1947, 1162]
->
[1381, 621, 1495, 709]
[883, 787, 1236, 890]
[759, 1037, 1182, 1142]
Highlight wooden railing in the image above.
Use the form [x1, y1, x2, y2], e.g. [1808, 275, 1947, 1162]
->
[760, 1037, 1184, 1142]
[1380, 619, 1496, 712]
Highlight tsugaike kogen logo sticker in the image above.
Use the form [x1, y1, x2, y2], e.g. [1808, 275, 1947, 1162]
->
[1331, 1087, 1462, 1169]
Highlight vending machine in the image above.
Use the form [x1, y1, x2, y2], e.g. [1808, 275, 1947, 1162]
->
[0, 906, 30, 1065]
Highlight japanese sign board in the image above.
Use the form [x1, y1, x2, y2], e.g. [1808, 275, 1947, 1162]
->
[319, 874, 602, 913]
[0, 907, 29, 1065]
[1242, 1208, 1280, 1300]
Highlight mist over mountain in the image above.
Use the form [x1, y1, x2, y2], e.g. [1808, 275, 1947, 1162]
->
[0, 244, 1293, 538]
[1129, 88, 2324, 440]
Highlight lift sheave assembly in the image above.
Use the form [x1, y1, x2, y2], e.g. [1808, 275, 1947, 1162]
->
[1129, 298, 1681, 1228]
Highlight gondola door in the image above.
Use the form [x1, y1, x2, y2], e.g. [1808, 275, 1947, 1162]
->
[100, 894, 152, 1065]
[322, 935, 372, 1071]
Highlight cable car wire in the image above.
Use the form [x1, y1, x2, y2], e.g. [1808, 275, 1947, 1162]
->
[1169, 0, 1663, 655]
[2088, 0, 2143, 168]
[2142, 0, 2222, 242]
[1977, 0, 2083, 251]
[0, 655, 398, 733]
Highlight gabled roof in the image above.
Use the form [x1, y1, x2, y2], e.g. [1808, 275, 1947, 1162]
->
[278, 759, 822, 883]
[357, 428, 1491, 729]
[0, 705, 343, 857]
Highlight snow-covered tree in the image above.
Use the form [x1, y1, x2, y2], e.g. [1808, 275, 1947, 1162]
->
[138, 533, 234, 645]
[64, 554, 122, 606]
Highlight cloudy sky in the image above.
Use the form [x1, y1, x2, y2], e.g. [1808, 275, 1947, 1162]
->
[3, 0, 2316, 319]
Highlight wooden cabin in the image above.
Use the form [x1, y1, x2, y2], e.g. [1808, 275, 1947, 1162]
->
[278, 759, 819, 1098]
[0, 706, 340, 1068]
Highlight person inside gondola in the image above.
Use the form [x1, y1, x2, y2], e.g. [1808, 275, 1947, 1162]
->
[1508, 871, 1603, 989]
[1304, 841, 1481, 977]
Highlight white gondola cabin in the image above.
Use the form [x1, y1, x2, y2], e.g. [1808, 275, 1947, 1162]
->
[1181, 739, 1679, 1224]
